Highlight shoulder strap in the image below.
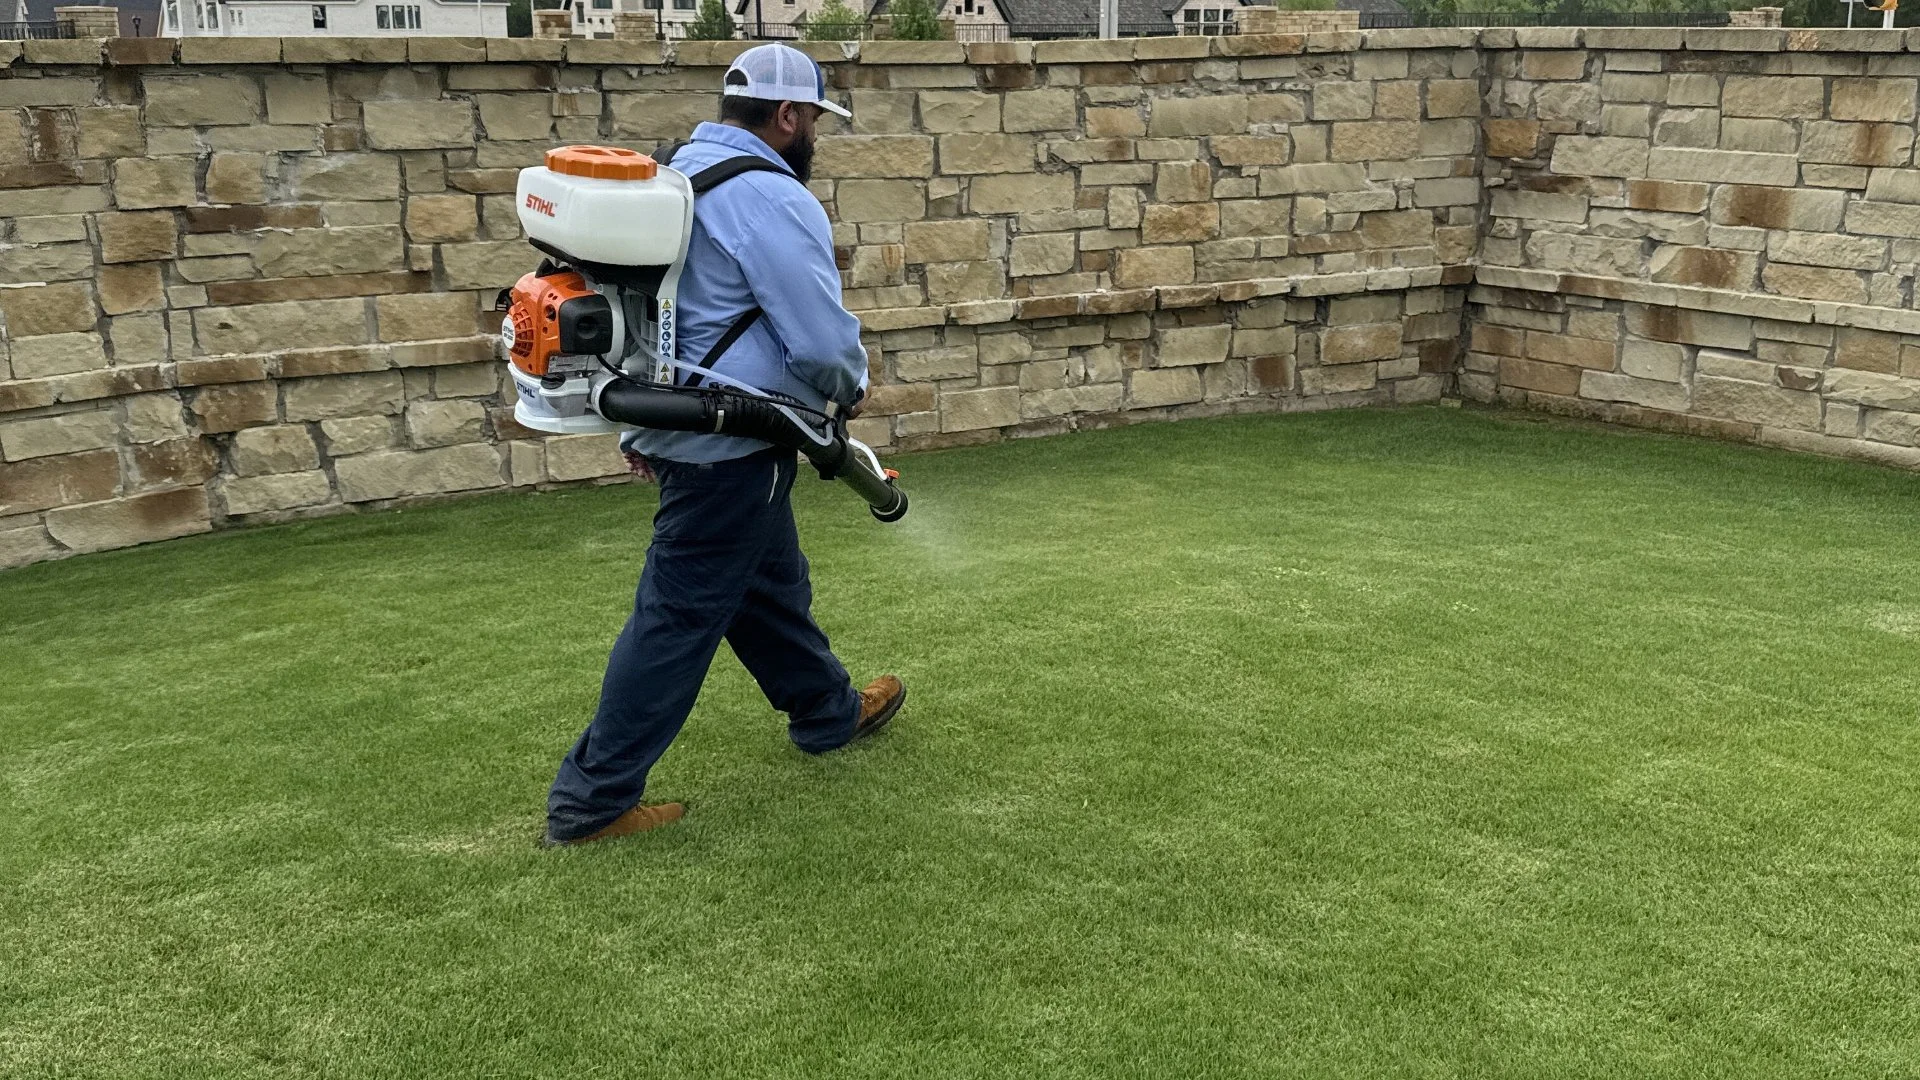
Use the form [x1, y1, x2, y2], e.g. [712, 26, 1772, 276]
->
[651, 150, 791, 388]
[682, 308, 763, 389]
[687, 154, 793, 194]
[652, 141, 687, 167]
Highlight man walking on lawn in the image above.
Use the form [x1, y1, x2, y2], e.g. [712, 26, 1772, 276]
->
[544, 44, 906, 847]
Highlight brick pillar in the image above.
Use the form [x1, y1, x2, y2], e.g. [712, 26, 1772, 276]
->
[54, 5, 121, 37]
[613, 10, 657, 38]
[1242, 8, 1359, 35]
[533, 8, 573, 37]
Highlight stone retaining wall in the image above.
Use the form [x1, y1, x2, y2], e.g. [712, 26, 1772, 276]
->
[10, 28, 1920, 569]
[1470, 26, 1920, 470]
[0, 33, 1473, 568]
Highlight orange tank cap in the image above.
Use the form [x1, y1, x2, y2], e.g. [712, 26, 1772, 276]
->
[545, 145, 658, 181]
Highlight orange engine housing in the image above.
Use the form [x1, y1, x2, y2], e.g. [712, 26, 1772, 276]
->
[502, 269, 613, 378]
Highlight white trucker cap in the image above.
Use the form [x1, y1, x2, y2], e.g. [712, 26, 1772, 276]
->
[723, 43, 851, 118]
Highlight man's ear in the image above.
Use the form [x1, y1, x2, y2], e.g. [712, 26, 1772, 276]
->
[776, 101, 804, 136]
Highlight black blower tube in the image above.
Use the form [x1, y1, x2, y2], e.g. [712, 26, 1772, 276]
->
[595, 380, 909, 523]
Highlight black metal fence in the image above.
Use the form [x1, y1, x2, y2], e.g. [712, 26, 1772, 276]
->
[0, 20, 76, 39]
[987, 21, 1239, 39]
[1358, 10, 1731, 28]
[728, 17, 1240, 41]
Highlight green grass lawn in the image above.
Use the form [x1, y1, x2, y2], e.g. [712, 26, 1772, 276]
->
[4, 406, 1918, 1078]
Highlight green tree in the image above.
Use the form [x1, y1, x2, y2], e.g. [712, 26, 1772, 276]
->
[888, 0, 942, 40]
[685, 0, 737, 39]
[804, 0, 865, 39]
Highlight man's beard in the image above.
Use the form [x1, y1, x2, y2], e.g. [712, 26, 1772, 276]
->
[780, 133, 815, 184]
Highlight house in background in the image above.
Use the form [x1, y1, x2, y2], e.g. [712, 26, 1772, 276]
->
[15, 0, 163, 35]
[867, 0, 1011, 39]
[151, 0, 508, 36]
[945, 0, 1251, 38]
[570, 0, 698, 39]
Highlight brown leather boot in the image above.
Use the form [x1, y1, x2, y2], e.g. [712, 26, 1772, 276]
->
[551, 802, 685, 847]
[850, 675, 905, 744]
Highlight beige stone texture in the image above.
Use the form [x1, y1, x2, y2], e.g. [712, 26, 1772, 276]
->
[295, 155, 403, 201]
[143, 75, 262, 127]
[921, 91, 1001, 134]
[334, 444, 502, 502]
[1694, 375, 1821, 429]
[223, 470, 333, 515]
[256, 227, 404, 280]
[1009, 234, 1078, 277]
[970, 173, 1075, 214]
[1004, 90, 1077, 132]
[2, 411, 117, 461]
[0, 282, 96, 336]
[903, 220, 990, 264]
[98, 264, 166, 316]
[405, 400, 487, 449]
[1156, 325, 1233, 367]
[542, 433, 624, 481]
[1331, 121, 1420, 162]
[1550, 136, 1650, 178]
[1650, 147, 1798, 186]
[320, 416, 396, 456]
[940, 133, 1037, 174]
[1722, 75, 1824, 119]
[113, 157, 197, 210]
[206, 154, 268, 206]
[1763, 263, 1869, 304]
[1830, 78, 1918, 123]
[1800, 122, 1915, 168]
[363, 101, 477, 150]
[44, 488, 212, 554]
[924, 261, 1006, 305]
[1149, 96, 1251, 136]
[9, 332, 107, 379]
[233, 425, 321, 476]
[817, 136, 936, 178]
[1114, 247, 1196, 288]
[1127, 366, 1204, 407]
[941, 387, 1021, 431]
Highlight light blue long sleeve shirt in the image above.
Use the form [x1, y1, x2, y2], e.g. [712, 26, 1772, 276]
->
[621, 122, 869, 464]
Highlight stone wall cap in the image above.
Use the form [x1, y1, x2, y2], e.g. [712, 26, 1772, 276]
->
[487, 37, 565, 63]
[1509, 27, 1582, 49]
[409, 37, 488, 63]
[1684, 27, 1787, 52]
[23, 38, 103, 64]
[1580, 28, 1684, 51]
[565, 38, 664, 65]
[1211, 33, 1306, 58]
[281, 37, 409, 64]
[1303, 31, 1363, 53]
[964, 41, 1033, 65]
[1785, 27, 1904, 52]
[106, 37, 177, 66]
[1359, 28, 1478, 51]
[861, 40, 966, 65]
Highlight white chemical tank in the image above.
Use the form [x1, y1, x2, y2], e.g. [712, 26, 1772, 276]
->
[515, 145, 694, 269]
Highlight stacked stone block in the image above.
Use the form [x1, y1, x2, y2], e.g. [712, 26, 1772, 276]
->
[1, 33, 1472, 568]
[1472, 26, 1920, 470]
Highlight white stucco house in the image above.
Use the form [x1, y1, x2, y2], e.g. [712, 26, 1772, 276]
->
[564, 0, 696, 39]
[157, 0, 507, 36]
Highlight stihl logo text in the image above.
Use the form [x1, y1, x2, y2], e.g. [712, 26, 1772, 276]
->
[525, 193, 557, 217]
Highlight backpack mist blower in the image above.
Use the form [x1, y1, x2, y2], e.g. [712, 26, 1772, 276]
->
[497, 145, 908, 523]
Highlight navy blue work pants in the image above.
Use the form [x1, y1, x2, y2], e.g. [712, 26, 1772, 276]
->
[546, 447, 861, 842]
